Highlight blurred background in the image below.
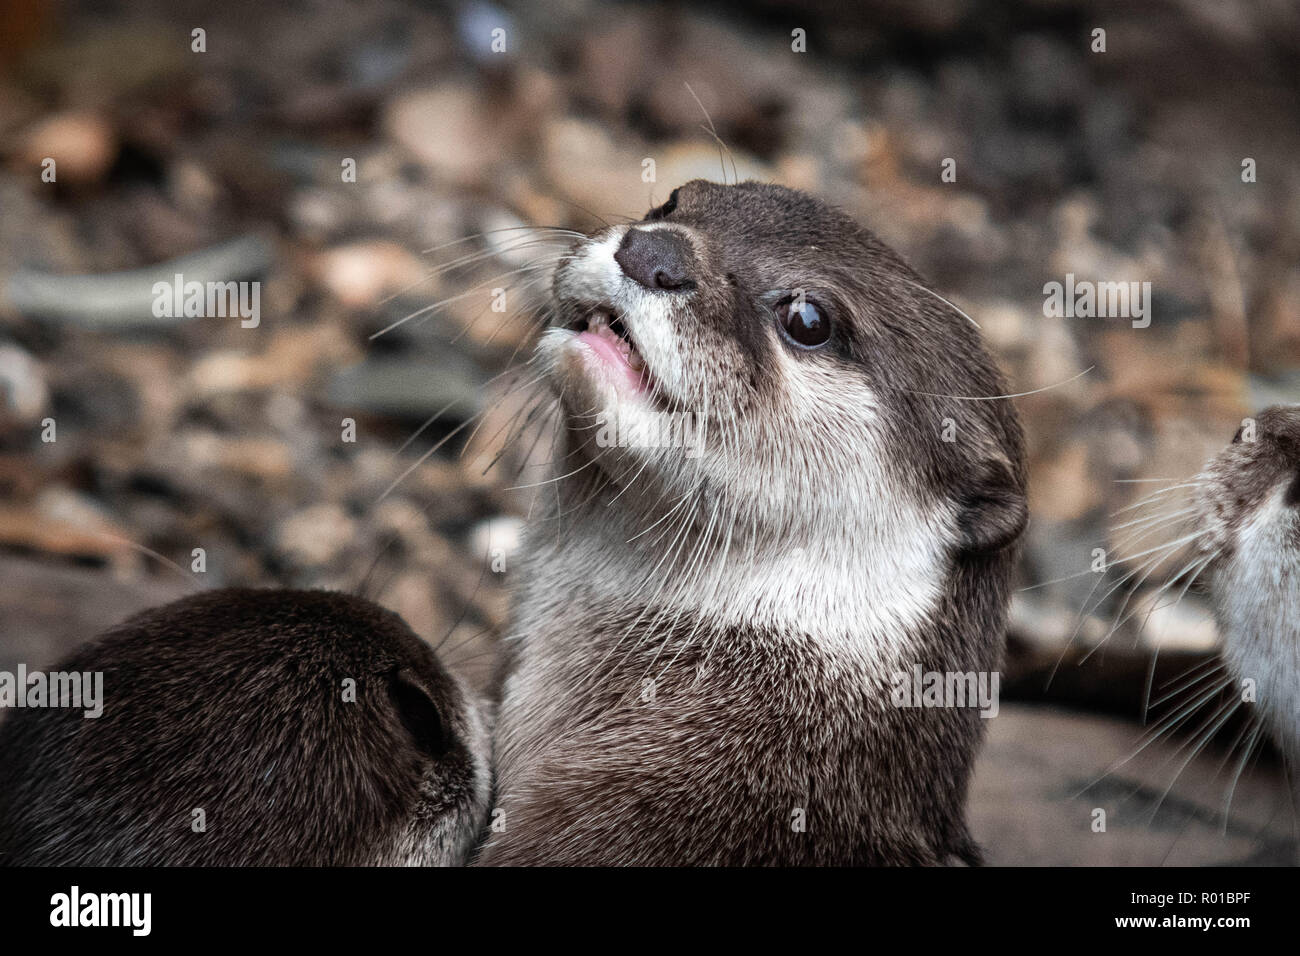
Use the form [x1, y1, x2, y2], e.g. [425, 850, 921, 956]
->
[0, 0, 1297, 864]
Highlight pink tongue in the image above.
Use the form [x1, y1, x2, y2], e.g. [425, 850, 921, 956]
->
[577, 329, 648, 395]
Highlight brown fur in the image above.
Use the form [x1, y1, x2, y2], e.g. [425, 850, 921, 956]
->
[0, 589, 489, 865]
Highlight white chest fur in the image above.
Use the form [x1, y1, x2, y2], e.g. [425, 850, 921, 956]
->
[1215, 487, 1300, 759]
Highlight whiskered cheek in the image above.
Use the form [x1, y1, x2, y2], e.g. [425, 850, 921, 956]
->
[772, 347, 882, 433]
[555, 232, 625, 303]
[1195, 486, 1239, 564]
[1201, 466, 1300, 571]
[639, 311, 750, 411]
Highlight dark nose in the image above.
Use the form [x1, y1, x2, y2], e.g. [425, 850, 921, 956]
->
[614, 228, 696, 291]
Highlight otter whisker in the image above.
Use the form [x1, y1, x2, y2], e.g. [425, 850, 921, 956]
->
[373, 236, 572, 317]
[92, 533, 207, 591]
[438, 625, 494, 662]
[1021, 529, 1207, 592]
[1073, 672, 1236, 800]
[395, 365, 540, 456]
[1076, 555, 1177, 664]
[1143, 675, 1236, 750]
[375, 417, 480, 505]
[1045, 531, 1210, 686]
[625, 486, 697, 543]
[448, 259, 573, 346]
[1219, 721, 1266, 833]
[368, 230, 578, 309]
[477, 393, 561, 479]
[644, 480, 705, 552]
[604, 452, 657, 507]
[1107, 509, 1200, 560]
[1147, 695, 1245, 824]
[416, 224, 586, 258]
[1109, 480, 1205, 518]
[641, 497, 726, 681]
[567, 490, 705, 696]
[897, 277, 982, 329]
[1111, 504, 1198, 535]
[684, 81, 738, 186]
[413, 235, 571, 284]
[455, 373, 555, 464]
[887, 366, 1093, 402]
[444, 646, 505, 671]
[1078, 547, 1199, 662]
[373, 365, 552, 511]
[503, 448, 605, 491]
[1101, 545, 1216, 657]
[1147, 659, 1227, 711]
[653, 509, 738, 686]
[1135, 552, 1220, 723]
[370, 259, 564, 340]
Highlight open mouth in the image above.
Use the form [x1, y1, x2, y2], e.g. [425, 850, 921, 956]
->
[567, 306, 651, 396]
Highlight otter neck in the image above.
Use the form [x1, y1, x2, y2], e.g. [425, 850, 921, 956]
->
[1212, 491, 1300, 762]
[534, 468, 953, 665]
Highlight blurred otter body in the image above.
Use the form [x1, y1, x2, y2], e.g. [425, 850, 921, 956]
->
[0, 589, 490, 865]
[479, 181, 1027, 865]
[1196, 406, 1300, 786]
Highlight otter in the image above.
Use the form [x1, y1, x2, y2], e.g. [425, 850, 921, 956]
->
[0, 181, 1025, 867]
[0, 589, 490, 865]
[477, 180, 1027, 865]
[1195, 405, 1300, 798]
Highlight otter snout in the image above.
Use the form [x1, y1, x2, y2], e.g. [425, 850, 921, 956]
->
[1195, 404, 1300, 567]
[1191, 406, 1300, 771]
[614, 226, 697, 292]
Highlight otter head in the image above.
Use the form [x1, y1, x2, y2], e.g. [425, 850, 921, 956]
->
[535, 180, 1026, 571]
[1194, 404, 1300, 756]
[1196, 404, 1300, 564]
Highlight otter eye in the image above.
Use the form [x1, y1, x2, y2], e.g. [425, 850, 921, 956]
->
[645, 189, 679, 221]
[775, 296, 831, 349]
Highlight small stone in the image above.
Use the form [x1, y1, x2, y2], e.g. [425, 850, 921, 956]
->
[378, 570, 446, 644]
[274, 503, 358, 568]
[309, 241, 427, 310]
[1029, 442, 1098, 522]
[168, 159, 223, 218]
[0, 344, 49, 424]
[0, 488, 140, 574]
[541, 117, 644, 220]
[469, 514, 524, 569]
[18, 112, 118, 187]
[385, 84, 511, 186]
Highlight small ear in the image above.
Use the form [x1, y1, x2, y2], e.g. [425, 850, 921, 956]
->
[956, 458, 1027, 555]
[389, 668, 451, 759]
